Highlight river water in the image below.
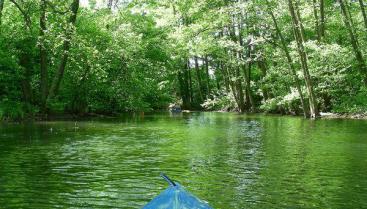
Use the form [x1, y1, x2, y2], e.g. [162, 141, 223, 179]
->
[0, 112, 366, 208]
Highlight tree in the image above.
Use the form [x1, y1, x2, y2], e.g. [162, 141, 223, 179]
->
[312, 0, 321, 41]
[1, 0, 367, 120]
[47, 0, 80, 102]
[194, 56, 204, 102]
[358, 0, 367, 31]
[39, 0, 48, 113]
[320, 0, 325, 38]
[0, 0, 4, 27]
[266, 0, 309, 118]
[339, 0, 367, 86]
[288, 0, 319, 118]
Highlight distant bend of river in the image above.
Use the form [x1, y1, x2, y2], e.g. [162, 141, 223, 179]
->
[0, 112, 366, 209]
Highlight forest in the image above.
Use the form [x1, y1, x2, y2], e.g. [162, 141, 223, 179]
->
[1, 0, 367, 120]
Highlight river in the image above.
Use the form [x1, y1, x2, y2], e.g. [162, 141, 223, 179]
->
[0, 112, 366, 208]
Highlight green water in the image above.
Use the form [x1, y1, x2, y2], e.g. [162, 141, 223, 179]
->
[0, 112, 366, 209]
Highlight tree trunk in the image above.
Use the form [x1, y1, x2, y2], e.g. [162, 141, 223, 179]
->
[19, 52, 33, 115]
[216, 76, 220, 91]
[266, 0, 309, 118]
[194, 56, 204, 102]
[204, 56, 211, 97]
[235, 66, 246, 112]
[187, 63, 193, 105]
[171, 2, 190, 109]
[179, 62, 192, 110]
[339, 0, 367, 85]
[244, 43, 255, 111]
[257, 59, 269, 101]
[226, 19, 246, 112]
[177, 61, 193, 110]
[47, 0, 80, 102]
[312, 0, 321, 41]
[220, 62, 230, 92]
[294, 1, 306, 42]
[241, 58, 254, 111]
[39, 0, 48, 113]
[178, 70, 189, 109]
[358, 0, 367, 31]
[320, 0, 325, 38]
[224, 63, 244, 112]
[9, 0, 35, 115]
[346, 0, 357, 29]
[9, 0, 31, 29]
[223, 64, 235, 98]
[71, 65, 91, 114]
[288, 0, 319, 118]
[0, 0, 4, 27]
[237, 15, 254, 112]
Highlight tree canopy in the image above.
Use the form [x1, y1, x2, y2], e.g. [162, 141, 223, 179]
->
[1, 0, 367, 120]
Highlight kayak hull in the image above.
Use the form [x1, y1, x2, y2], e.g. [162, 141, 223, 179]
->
[142, 183, 213, 209]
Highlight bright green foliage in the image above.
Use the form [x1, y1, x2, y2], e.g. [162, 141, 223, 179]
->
[0, 0, 367, 120]
[0, 0, 173, 119]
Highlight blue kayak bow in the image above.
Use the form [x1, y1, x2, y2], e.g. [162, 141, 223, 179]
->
[142, 173, 213, 209]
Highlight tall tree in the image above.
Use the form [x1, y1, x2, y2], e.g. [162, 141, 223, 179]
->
[178, 66, 191, 109]
[219, 62, 230, 92]
[236, 14, 254, 111]
[358, 0, 367, 31]
[188, 63, 194, 105]
[194, 56, 204, 102]
[288, 0, 319, 118]
[234, 65, 246, 112]
[9, 0, 34, 114]
[312, 0, 321, 41]
[320, 0, 325, 38]
[39, 0, 48, 113]
[204, 56, 211, 97]
[256, 55, 270, 101]
[339, 0, 367, 85]
[266, 0, 309, 118]
[227, 19, 247, 112]
[242, 45, 255, 111]
[0, 0, 4, 27]
[47, 0, 80, 102]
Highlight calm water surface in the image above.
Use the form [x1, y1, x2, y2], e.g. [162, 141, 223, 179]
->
[0, 112, 366, 209]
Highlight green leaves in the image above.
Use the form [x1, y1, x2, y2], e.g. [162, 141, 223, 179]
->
[1, 0, 367, 120]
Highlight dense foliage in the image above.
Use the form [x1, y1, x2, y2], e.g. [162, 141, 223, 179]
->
[0, 0, 367, 120]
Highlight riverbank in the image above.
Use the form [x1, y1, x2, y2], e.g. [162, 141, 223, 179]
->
[181, 110, 367, 120]
[0, 112, 120, 122]
[2, 110, 367, 122]
[319, 112, 367, 119]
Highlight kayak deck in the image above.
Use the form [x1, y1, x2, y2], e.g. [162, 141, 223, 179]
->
[142, 174, 213, 209]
